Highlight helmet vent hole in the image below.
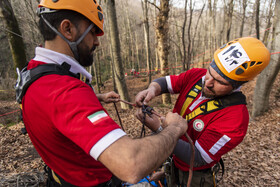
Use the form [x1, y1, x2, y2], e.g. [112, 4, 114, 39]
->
[235, 68, 244, 75]
[98, 12, 103, 21]
[242, 63, 248, 69]
[97, 6, 102, 11]
[257, 61, 263, 65]
[52, 0, 59, 2]
[93, 0, 96, 4]
[250, 61, 256, 66]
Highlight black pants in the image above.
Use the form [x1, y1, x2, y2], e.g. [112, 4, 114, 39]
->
[44, 166, 122, 187]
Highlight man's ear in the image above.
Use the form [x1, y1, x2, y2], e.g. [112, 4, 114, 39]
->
[59, 19, 77, 41]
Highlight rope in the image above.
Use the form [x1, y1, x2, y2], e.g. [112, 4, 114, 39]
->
[117, 99, 195, 187]
[185, 133, 195, 187]
[0, 171, 46, 187]
[113, 102, 124, 131]
[0, 26, 23, 38]
[0, 109, 20, 117]
[0, 26, 39, 46]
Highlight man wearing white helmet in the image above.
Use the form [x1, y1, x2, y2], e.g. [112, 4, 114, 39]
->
[15, 0, 189, 186]
[135, 37, 270, 187]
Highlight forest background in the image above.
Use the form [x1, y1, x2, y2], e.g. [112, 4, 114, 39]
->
[0, 0, 279, 186]
[0, 0, 280, 115]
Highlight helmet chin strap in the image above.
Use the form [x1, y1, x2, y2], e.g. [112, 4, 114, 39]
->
[41, 14, 94, 62]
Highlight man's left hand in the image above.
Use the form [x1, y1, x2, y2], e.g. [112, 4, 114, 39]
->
[98, 91, 120, 103]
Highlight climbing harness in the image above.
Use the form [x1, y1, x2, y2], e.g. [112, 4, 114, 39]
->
[179, 79, 247, 122]
[212, 159, 225, 186]
[15, 62, 82, 134]
[15, 62, 81, 104]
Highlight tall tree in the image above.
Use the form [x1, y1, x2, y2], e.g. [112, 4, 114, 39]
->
[208, 0, 217, 56]
[252, 0, 280, 118]
[155, 0, 171, 104]
[223, 0, 234, 42]
[191, 2, 205, 66]
[239, 0, 247, 37]
[181, 0, 188, 71]
[153, 0, 160, 73]
[106, 0, 131, 109]
[134, 31, 141, 72]
[255, 0, 260, 39]
[92, 57, 100, 94]
[0, 0, 26, 71]
[142, 0, 152, 84]
[186, 0, 193, 70]
[262, 0, 275, 45]
[124, 2, 135, 70]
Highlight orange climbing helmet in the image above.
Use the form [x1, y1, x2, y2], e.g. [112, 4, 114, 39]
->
[211, 37, 270, 85]
[38, 0, 104, 36]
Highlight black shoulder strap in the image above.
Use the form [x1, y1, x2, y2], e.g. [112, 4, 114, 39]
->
[16, 63, 79, 104]
[217, 91, 247, 107]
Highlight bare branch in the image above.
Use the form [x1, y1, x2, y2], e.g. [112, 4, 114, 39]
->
[147, 0, 160, 11]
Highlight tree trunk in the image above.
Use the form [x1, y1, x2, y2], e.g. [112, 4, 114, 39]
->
[186, 0, 193, 70]
[239, 0, 247, 37]
[124, 1, 134, 70]
[142, 0, 152, 84]
[255, 0, 260, 39]
[110, 45, 117, 93]
[0, 0, 27, 71]
[156, 0, 171, 104]
[175, 21, 183, 70]
[135, 31, 141, 72]
[223, 0, 234, 42]
[92, 60, 100, 94]
[106, 0, 131, 109]
[181, 0, 187, 71]
[191, 3, 205, 62]
[252, 0, 280, 118]
[227, 0, 234, 41]
[262, 0, 274, 46]
[208, 0, 217, 56]
[153, 0, 160, 74]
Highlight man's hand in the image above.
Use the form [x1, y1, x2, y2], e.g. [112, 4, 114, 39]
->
[135, 82, 161, 106]
[135, 107, 161, 132]
[97, 91, 120, 103]
[162, 112, 188, 136]
[135, 108, 188, 135]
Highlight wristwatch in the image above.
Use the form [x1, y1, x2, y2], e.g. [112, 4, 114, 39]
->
[156, 125, 163, 133]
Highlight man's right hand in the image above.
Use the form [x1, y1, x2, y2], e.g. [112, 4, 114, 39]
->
[162, 112, 188, 136]
[98, 111, 188, 184]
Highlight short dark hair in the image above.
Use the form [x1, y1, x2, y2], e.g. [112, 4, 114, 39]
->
[39, 10, 87, 41]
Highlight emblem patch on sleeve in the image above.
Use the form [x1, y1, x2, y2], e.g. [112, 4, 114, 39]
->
[193, 119, 205, 132]
[87, 110, 109, 125]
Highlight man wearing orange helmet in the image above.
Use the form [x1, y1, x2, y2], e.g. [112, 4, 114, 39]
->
[15, 0, 189, 186]
[135, 37, 270, 186]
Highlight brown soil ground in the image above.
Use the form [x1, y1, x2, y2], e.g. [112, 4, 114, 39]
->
[0, 73, 279, 187]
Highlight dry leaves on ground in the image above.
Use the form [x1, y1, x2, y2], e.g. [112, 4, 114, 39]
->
[0, 74, 279, 186]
